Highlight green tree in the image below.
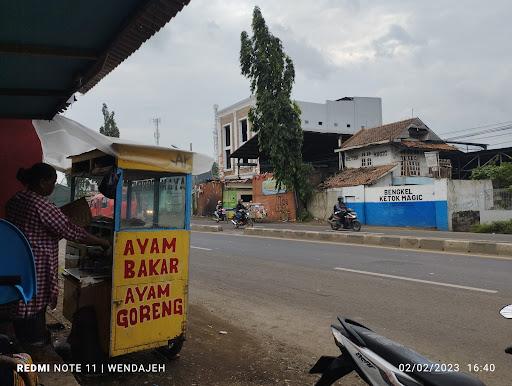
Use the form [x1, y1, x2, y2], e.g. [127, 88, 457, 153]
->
[99, 103, 120, 138]
[211, 162, 220, 180]
[240, 6, 312, 212]
[471, 162, 512, 188]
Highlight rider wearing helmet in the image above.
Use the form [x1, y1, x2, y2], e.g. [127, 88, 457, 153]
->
[234, 199, 247, 221]
[334, 197, 348, 226]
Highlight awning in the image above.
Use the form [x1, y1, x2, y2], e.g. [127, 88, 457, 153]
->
[33, 115, 213, 175]
[0, 0, 190, 119]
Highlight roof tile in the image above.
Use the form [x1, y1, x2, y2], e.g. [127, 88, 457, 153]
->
[320, 164, 397, 188]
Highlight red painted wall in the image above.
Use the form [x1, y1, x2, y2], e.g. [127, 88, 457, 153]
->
[0, 119, 43, 218]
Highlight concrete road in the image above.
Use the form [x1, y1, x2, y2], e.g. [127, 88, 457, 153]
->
[192, 217, 512, 242]
[190, 231, 512, 385]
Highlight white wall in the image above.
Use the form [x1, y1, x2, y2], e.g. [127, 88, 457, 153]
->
[298, 97, 382, 134]
[308, 186, 365, 220]
[480, 210, 512, 224]
[446, 179, 492, 230]
[344, 144, 395, 168]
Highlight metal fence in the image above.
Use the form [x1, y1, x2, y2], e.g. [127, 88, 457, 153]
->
[486, 188, 512, 210]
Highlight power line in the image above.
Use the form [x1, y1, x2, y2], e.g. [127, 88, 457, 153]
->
[438, 120, 512, 136]
[462, 131, 512, 141]
[445, 123, 512, 140]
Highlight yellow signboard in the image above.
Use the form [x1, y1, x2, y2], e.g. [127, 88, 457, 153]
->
[113, 144, 193, 174]
[110, 230, 189, 356]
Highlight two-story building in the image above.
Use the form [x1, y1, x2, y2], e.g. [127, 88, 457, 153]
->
[332, 117, 457, 187]
[214, 95, 383, 181]
[311, 117, 460, 229]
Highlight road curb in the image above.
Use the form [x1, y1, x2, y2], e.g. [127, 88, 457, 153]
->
[243, 227, 512, 257]
[191, 224, 223, 232]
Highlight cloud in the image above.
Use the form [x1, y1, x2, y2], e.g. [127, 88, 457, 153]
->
[63, 0, 512, 153]
[372, 24, 421, 58]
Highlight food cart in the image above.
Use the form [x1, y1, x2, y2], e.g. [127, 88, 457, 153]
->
[62, 143, 192, 359]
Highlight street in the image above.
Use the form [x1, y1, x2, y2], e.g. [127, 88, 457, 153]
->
[188, 230, 512, 385]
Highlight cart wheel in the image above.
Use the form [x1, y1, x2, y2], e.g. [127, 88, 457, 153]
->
[157, 336, 184, 360]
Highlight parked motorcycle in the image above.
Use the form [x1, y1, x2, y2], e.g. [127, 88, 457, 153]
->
[500, 304, 512, 354]
[213, 208, 227, 223]
[231, 209, 253, 228]
[310, 316, 485, 386]
[328, 208, 361, 232]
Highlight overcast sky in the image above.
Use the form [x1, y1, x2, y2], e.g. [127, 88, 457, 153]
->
[64, 0, 512, 156]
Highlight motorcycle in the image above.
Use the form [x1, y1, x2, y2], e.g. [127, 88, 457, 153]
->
[213, 208, 227, 223]
[310, 316, 485, 386]
[500, 304, 512, 354]
[231, 209, 253, 228]
[328, 208, 361, 232]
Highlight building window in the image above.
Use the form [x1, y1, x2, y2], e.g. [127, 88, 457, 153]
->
[347, 124, 351, 128]
[223, 123, 232, 169]
[240, 118, 248, 143]
[361, 151, 372, 167]
[401, 152, 420, 176]
[334, 123, 338, 127]
[318, 121, 323, 126]
[225, 150, 232, 169]
[304, 120, 309, 124]
[224, 124, 231, 147]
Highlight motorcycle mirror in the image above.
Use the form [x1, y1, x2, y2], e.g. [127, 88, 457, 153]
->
[499, 305, 512, 319]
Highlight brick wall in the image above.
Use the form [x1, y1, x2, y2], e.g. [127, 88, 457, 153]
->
[195, 181, 223, 216]
[252, 174, 296, 222]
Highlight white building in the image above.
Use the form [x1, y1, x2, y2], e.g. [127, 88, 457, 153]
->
[214, 96, 382, 180]
[328, 117, 457, 188]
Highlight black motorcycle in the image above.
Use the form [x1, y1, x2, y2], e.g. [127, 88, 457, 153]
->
[231, 209, 253, 228]
[328, 208, 361, 232]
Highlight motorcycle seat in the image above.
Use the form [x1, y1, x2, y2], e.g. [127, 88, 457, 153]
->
[350, 324, 485, 386]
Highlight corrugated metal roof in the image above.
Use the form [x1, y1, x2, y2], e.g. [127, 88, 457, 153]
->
[80, 0, 190, 93]
[0, 0, 190, 119]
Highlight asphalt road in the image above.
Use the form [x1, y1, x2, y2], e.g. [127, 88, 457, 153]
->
[193, 218, 512, 242]
[189, 231, 512, 385]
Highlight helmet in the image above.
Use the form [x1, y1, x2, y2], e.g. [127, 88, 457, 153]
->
[217, 200, 222, 205]
[337, 196, 344, 202]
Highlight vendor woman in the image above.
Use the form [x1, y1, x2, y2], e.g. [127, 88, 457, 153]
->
[5, 163, 109, 345]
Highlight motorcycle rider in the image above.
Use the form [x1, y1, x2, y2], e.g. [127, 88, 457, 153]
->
[234, 199, 247, 223]
[215, 200, 224, 220]
[334, 196, 348, 227]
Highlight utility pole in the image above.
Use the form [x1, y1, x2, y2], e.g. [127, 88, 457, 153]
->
[152, 117, 161, 145]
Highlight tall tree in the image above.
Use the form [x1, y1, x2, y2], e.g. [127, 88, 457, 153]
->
[240, 6, 312, 212]
[99, 103, 120, 138]
[211, 162, 220, 180]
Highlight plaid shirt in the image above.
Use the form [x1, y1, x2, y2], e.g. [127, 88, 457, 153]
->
[5, 190, 88, 317]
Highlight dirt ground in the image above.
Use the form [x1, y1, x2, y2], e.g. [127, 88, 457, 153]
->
[47, 304, 318, 386]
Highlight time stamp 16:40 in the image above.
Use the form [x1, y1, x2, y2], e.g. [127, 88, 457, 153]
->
[398, 363, 496, 373]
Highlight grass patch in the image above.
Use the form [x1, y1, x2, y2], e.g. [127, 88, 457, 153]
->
[472, 219, 512, 234]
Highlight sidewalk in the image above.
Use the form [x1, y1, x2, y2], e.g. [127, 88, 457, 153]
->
[192, 217, 512, 243]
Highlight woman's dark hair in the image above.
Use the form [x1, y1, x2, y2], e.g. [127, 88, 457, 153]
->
[16, 163, 57, 187]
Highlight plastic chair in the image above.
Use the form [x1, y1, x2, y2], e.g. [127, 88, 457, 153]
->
[0, 220, 36, 305]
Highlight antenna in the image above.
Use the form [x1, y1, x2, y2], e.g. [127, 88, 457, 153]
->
[411, 108, 414, 118]
[152, 117, 161, 145]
